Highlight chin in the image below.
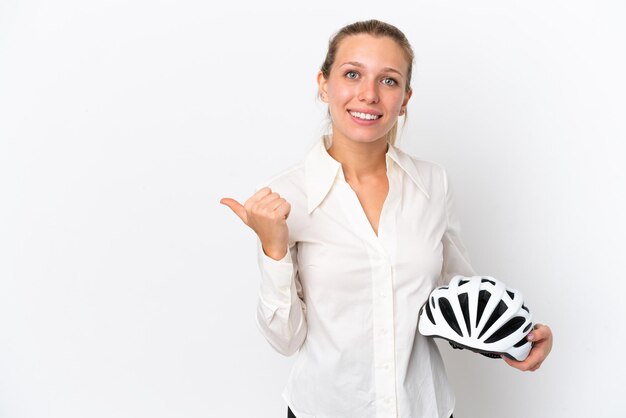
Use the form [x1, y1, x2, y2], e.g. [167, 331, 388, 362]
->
[334, 128, 386, 144]
[348, 132, 389, 144]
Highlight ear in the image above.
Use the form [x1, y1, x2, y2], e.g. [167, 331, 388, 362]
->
[317, 70, 328, 102]
[399, 88, 412, 116]
[402, 87, 413, 107]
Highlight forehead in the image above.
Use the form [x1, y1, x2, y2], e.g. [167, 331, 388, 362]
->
[334, 34, 409, 74]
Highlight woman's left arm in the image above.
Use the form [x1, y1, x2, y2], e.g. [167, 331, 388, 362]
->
[438, 167, 553, 371]
[502, 323, 553, 371]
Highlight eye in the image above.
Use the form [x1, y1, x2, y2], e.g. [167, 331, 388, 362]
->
[345, 70, 359, 79]
[382, 77, 398, 86]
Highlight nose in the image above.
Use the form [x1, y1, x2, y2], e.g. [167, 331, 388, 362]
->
[358, 78, 379, 103]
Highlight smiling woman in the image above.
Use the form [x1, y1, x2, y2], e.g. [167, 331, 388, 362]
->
[220, 18, 552, 418]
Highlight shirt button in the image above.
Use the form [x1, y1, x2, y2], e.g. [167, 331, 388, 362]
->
[377, 362, 391, 370]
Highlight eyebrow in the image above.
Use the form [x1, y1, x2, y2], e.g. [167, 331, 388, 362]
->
[339, 61, 404, 77]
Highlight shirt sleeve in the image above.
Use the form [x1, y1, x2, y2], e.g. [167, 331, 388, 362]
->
[255, 236, 307, 356]
[438, 168, 477, 286]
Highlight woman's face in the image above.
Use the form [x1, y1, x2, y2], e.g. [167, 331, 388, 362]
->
[318, 34, 412, 146]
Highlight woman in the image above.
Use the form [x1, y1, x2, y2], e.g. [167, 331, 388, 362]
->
[221, 19, 552, 418]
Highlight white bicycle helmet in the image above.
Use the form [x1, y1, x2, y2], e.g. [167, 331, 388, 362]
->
[418, 275, 533, 361]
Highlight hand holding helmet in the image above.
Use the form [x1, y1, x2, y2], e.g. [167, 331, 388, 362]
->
[501, 322, 553, 371]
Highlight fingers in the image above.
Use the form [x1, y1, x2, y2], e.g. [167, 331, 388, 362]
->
[528, 323, 552, 344]
[269, 198, 291, 219]
[502, 323, 553, 372]
[257, 194, 286, 214]
[219, 197, 248, 224]
[246, 187, 290, 221]
[525, 323, 542, 342]
[245, 187, 273, 207]
[501, 353, 539, 372]
[220, 187, 274, 224]
[221, 187, 292, 226]
[270, 196, 291, 218]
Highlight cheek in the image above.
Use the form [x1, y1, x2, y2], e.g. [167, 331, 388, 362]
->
[327, 90, 353, 117]
[388, 93, 406, 111]
[328, 84, 353, 104]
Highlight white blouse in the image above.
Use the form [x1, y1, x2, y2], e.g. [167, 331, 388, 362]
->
[254, 135, 476, 418]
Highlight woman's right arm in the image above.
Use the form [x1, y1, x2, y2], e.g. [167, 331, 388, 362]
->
[255, 238, 307, 356]
[220, 186, 307, 356]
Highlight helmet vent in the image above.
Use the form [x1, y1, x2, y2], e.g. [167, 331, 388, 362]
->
[478, 300, 508, 339]
[459, 279, 470, 286]
[438, 297, 463, 337]
[485, 316, 526, 343]
[481, 278, 496, 286]
[523, 322, 532, 333]
[514, 336, 530, 348]
[425, 300, 436, 324]
[458, 293, 471, 337]
[476, 290, 491, 327]
[506, 290, 515, 300]
[522, 304, 529, 313]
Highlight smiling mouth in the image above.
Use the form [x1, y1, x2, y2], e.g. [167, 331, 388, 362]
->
[348, 110, 382, 121]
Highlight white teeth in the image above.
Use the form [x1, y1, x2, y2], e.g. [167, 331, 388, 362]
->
[350, 111, 381, 120]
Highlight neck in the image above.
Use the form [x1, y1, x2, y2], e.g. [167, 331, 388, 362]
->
[326, 133, 389, 183]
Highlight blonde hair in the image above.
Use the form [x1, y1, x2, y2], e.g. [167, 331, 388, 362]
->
[319, 19, 415, 146]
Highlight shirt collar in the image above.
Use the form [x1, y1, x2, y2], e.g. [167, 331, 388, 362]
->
[304, 135, 431, 214]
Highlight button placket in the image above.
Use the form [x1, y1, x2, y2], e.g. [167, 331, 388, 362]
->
[335, 159, 401, 417]
[371, 251, 398, 417]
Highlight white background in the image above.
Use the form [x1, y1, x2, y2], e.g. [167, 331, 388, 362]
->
[1, 1, 625, 417]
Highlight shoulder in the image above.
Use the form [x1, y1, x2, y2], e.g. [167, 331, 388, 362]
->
[392, 146, 450, 196]
[255, 161, 307, 204]
[394, 144, 444, 171]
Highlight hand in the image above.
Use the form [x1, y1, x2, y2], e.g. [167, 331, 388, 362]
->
[220, 187, 291, 260]
[502, 323, 553, 371]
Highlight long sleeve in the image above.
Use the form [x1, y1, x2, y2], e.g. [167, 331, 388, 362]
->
[439, 168, 477, 286]
[255, 237, 307, 356]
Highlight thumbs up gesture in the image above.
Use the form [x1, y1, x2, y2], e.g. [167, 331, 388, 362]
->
[220, 187, 291, 261]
